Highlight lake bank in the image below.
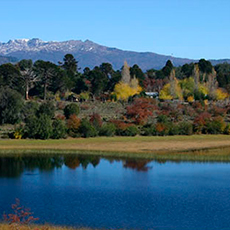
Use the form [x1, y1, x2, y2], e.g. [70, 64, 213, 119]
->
[1, 135, 230, 161]
[0, 224, 88, 230]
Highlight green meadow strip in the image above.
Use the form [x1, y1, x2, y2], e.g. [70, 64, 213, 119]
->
[1, 146, 230, 162]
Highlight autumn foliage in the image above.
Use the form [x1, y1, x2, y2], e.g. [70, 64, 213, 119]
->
[193, 112, 212, 134]
[113, 82, 142, 101]
[3, 199, 40, 230]
[66, 114, 81, 137]
[89, 113, 102, 129]
[112, 61, 142, 100]
[126, 98, 156, 124]
[110, 120, 138, 136]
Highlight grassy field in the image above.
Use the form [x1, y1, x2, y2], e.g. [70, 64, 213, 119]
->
[1, 135, 230, 161]
[0, 135, 230, 152]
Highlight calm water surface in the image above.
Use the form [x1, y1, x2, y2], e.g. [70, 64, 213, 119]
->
[1, 154, 230, 230]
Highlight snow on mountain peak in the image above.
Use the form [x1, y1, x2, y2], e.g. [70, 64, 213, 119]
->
[17, 39, 30, 42]
[0, 38, 99, 55]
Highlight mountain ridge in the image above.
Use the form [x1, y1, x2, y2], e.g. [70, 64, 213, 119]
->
[0, 55, 18, 65]
[0, 38, 229, 70]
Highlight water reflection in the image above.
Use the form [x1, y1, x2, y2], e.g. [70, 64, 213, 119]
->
[0, 157, 24, 178]
[65, 155, 100, 169]
[2, 154, 230, 230]
[0, 154, 152, 178]
[123, 159, 152, 171]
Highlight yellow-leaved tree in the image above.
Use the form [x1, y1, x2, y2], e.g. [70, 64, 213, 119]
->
[159, 69, 183, 100]
[198, 84, 209, 96]
[159, 83, 173, 100]
[112, 61, 142, 100]
[113, 82, 142, 100]
[179, 77, 195, 100]
[216, 88, 228, 100]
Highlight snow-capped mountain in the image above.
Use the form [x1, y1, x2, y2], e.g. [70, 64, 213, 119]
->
[0, 38, 99, 54]
[0, 38, 229, 70]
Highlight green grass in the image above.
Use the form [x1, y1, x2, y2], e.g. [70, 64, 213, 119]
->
[0, 134, 229, 145]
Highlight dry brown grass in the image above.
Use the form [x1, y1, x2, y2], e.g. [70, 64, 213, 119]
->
[0, 135, 230, 154]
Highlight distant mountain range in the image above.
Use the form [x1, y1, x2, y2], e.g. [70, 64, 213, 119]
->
[0, 55, 18, 65]
[0, 38, 229, 70]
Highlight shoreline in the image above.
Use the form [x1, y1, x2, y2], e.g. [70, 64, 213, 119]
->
[1, 135, 230, 161]
[0, 224, 87, 230]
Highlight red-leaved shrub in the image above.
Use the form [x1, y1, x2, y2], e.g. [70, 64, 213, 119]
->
[67, 114, 81, 137]
[126, 98, 156, 125]
[3, 198, 39, 225]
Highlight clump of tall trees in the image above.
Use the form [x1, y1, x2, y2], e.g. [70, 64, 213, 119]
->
[112, 61, 142, 100]
[152, 59, 228, 101]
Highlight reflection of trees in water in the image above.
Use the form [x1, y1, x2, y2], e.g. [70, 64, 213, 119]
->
[0, 157, 24, 178]
[123, 159, 152, 172]
[155, 159, 167, 164]
[64, 156, 80, 169]
[23, 156, 64, 171]
[0, 154, 154, 178]
[104, 156, 153, 172]
[0, 156, 65, 178]
[0, 155, 101, 178]
[64, 155, 100, 169]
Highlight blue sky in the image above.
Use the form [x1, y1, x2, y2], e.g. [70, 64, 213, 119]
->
[0, 0, 230, 59]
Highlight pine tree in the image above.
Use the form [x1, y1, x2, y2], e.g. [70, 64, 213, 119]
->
[18, 59, 38, 100]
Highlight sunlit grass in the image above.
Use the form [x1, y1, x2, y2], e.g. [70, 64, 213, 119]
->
[0, 135, 230, 152]
[1, 135, 230, 161]
[1, 135, 229, 145]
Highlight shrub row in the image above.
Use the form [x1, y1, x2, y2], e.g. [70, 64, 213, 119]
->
[4, 98, 230, 140]
[14, 115, 230, 140]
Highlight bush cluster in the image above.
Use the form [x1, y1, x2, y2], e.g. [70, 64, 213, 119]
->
[18, 100, 230, 139]
[0, 90, 228, 140]
[23, 102, 66, 139]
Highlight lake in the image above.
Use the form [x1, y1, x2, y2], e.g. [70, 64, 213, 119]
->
[1, 154, 230, 230]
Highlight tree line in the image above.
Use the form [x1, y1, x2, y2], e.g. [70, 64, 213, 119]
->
[0, 54, 144, 101]
[1, 54, 230, 101]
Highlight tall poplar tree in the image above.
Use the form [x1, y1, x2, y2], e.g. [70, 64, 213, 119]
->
[121, 61, 131, 84]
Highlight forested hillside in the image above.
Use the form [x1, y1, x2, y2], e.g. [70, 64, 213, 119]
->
[0, 54, 230, 140]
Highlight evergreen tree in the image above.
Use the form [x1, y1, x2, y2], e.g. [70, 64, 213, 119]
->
[162, 60, 173, 77]
[18, 59, 39, 100]
[130, 64, 145, 87]
[0, 87, 23, 124]
[63, 54, 78, 74]
[0, 63, 24, 95]
[34, 60, 58, 100]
